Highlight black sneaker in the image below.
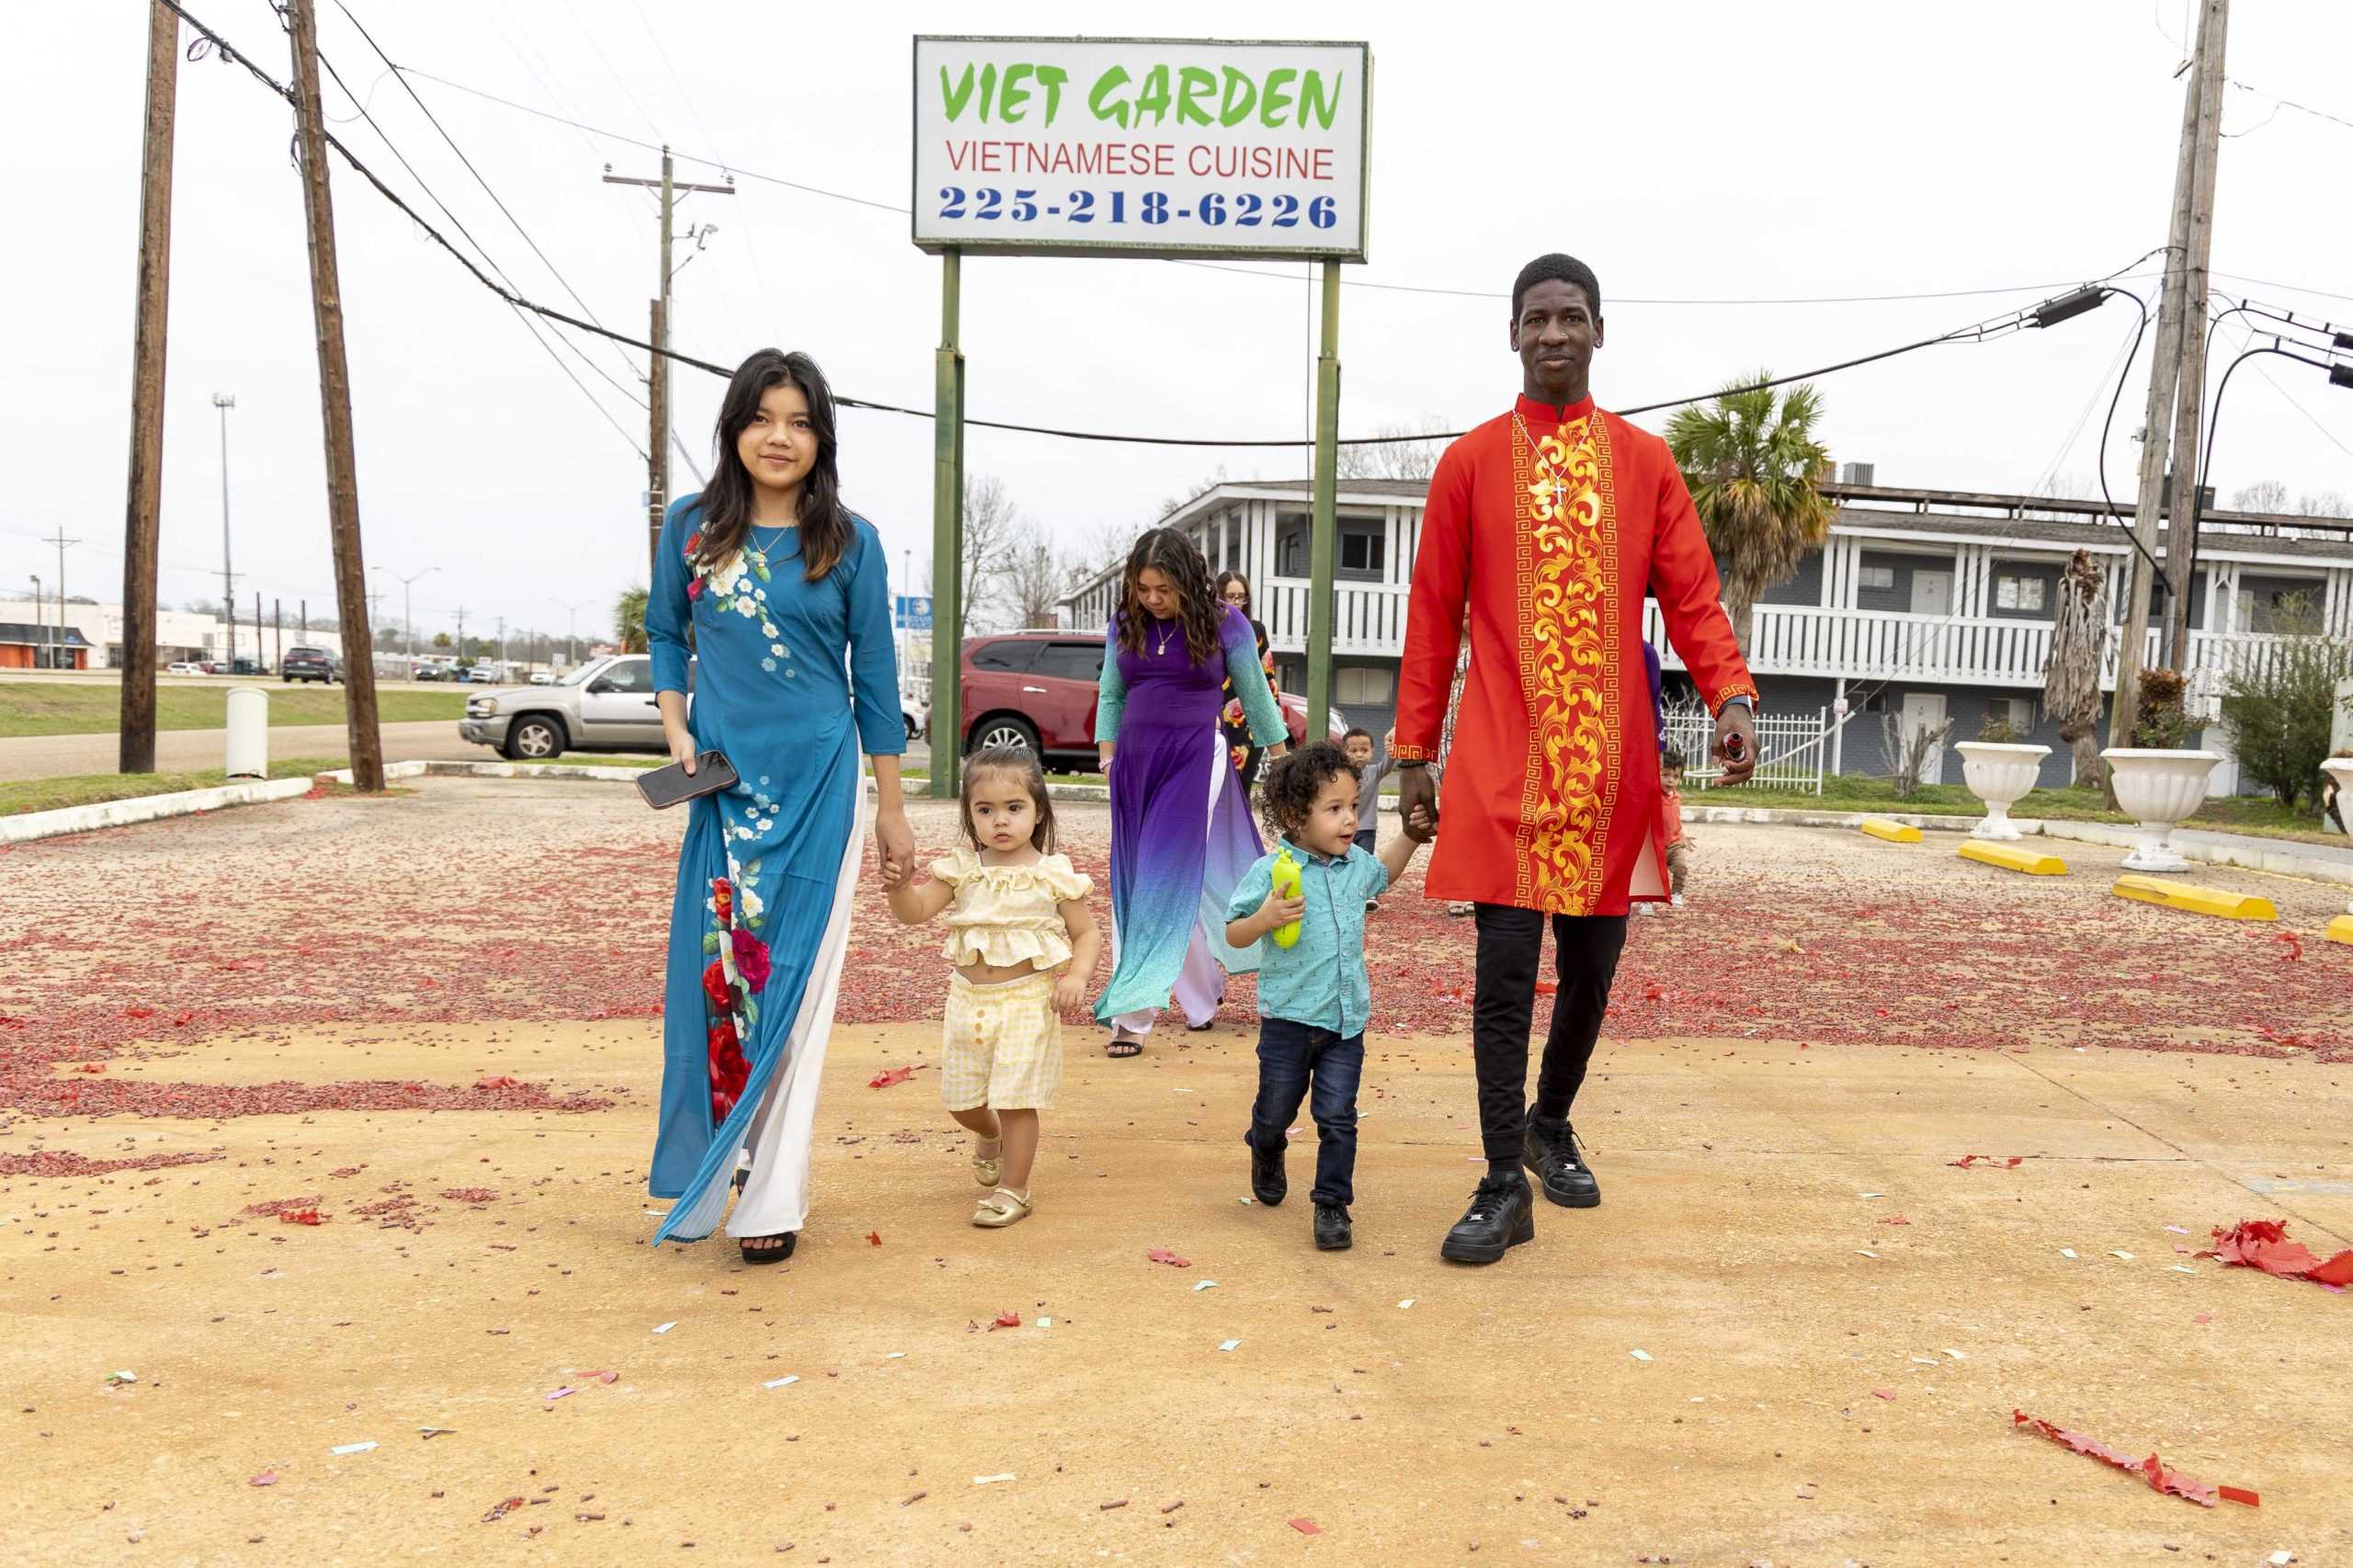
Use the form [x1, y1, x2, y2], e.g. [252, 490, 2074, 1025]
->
[1438, 1173, 1534, 1264]
[1313, 1202, 1352, 1251]
[1250, 1138, 1288, 1207]
[1523, 1108, 1601, 1209]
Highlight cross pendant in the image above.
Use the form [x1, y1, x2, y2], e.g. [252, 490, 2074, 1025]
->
[1550, 476, 1568, 508]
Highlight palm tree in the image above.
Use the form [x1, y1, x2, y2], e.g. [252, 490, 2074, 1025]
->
[2042, 549, 2108, 789]
[615, 585, 649, 653]
[1665, 373, 1836, 654]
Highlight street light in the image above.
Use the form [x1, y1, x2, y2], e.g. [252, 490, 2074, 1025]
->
[374, 565, 438, 667]
[550, 598, 589, 669]
[29, 574, 46, 670]
[212, 393, 235, 668]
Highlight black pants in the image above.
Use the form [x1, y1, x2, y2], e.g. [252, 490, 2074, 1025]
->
[1471, 904, 1629, 1163]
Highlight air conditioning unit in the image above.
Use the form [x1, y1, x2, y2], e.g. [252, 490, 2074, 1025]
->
[1836, 461, 1876, 487]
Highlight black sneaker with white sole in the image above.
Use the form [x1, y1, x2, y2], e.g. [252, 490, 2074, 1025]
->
[1438, 1173, 1534, 1264]
[1523, 1108, 1601, 1208]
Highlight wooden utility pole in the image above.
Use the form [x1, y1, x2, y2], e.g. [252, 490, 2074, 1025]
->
[119, 1, 178, 772]
[287, 0, 384, 790]
[604, 150, 731, 572]
[2109, 50, 2202, 767]
[2161, 0, 2230, 672]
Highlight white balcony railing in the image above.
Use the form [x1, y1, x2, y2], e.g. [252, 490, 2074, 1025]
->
[1256, 577, 2288, 699]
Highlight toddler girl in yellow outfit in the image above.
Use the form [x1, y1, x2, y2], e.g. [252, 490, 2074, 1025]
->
[886, 744, 1100, 1227]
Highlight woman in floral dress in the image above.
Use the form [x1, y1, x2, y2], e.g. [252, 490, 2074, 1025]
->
[645, 349, 913, 1261]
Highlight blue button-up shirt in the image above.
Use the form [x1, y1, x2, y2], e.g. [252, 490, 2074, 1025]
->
[1224, 839, 1390, 1038]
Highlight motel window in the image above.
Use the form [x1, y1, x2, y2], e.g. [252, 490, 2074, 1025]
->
[1995, 574, 2046, 613]
[1336, 666, 1395, 705]
[1858, 564, 1896, 592]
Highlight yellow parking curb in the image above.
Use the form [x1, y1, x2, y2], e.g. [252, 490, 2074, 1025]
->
[1959, 841, 2066, 876]
[1859, 817, 1923, 844]
[2110, 875, 2276, 922]
[2325, 914, 2353, 946]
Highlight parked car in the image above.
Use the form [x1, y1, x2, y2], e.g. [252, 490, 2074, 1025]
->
[949, 631, 1345, 772]
[165, 661, 204, 676]
[281, 646, 340, 684]
[465, 664, 499, 684]
[412, 663, 446, 682]
[458, 653, 668, 761]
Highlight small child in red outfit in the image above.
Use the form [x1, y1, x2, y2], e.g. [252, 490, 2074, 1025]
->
[1660, 747, 1689, 909]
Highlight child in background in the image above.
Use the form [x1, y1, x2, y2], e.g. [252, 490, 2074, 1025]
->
[1660, 747, 1689, 909]
[1343, 727, 1386, 910]
[885, 745, 1100, 1229]
[1224, 743, 1429, 1252]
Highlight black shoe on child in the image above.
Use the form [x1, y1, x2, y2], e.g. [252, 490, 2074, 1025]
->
[1438, 1173, 1534, 1265]
[1250, 1138, 1288, 1207]
[1522, 1108, 1601, 1209]
[1313, 1201, 1352, 1251]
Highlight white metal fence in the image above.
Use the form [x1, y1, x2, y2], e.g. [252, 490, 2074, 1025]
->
[1663, 702, 1828, 794]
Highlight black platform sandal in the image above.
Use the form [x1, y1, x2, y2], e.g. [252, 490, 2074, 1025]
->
[739, 1233, 796, 1265]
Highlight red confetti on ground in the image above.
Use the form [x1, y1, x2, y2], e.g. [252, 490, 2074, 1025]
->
[473, 1075, 527, 1090]
[1146, 1249, 1192, 1267]
[1871, 1388, 1896, 1401]
[2010, 1410, 2219, 1506]
[989, 1311, 1020, 1330]
[1881, 1215, 1911, 1225]
[242, 1196, 322, 1218]
[2219, 1485, 2260, 1506]
[278, 1208, 324, 1226]
[2275, 932, 2302, 960]
[2200, 1219, 2353, 1288]
[439, 1187, 499, 1203]
[1948, 1154, 2024, 1169]
[248, 1471, 277, 1487]
[0, 1150, 220, 1178]
[1288, 1518, 1321, 1536]
[481, 1496, 527, 1524]
[868, 1065, 924, 1089]
[866, 1230, 882, 1246]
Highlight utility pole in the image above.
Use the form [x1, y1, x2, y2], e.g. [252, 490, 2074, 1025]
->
[2109, 1, 2213, 769]
[287, 0, 383, 790]
[495, 615, 506, 671]
[453, 607, 470, 663]
[604, 151, 732, 573]
[254, 592, 264, 673]
[212, 392, 236, 667]
[40, 528, 81, 670]
[2162, 0, 2230, 672]
[378, 566, 438, 662]
[551, 598, 586, 668]
[119, 0, 178, 771]
[273, 597, 281, 671]
[29, 576, 42, 669]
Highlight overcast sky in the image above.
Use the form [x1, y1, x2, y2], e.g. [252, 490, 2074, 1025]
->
[7, 1, 2350, 649]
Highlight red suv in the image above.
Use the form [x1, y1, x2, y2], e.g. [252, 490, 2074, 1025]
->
[946, 631, 1346, 772]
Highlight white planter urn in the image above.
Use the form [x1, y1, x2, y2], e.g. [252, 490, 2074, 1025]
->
[1956, 742, 2051, 840]
[2099, 748, 2222, 872]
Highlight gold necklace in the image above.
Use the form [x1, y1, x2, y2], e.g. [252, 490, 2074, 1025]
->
[1154, 619, 1176, 656]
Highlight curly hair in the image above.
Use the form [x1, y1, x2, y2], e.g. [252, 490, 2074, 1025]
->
[1257, 740, 1358, 843]
[960, 744, 1057, 855]
[1113, 528, 1223, 667]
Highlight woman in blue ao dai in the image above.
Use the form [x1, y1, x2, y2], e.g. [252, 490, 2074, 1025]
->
[644, 350, 914, 1263]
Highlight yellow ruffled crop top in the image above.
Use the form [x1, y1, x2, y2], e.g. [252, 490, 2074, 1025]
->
[928, 846, 1093, 971]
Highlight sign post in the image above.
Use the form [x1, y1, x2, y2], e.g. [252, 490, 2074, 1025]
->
[931, 250, 966, 799]
[911, 36, 1371, 774]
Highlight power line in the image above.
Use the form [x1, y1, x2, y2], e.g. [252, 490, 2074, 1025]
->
[327, 0, 643, 390]
[299, 20, 649, 459]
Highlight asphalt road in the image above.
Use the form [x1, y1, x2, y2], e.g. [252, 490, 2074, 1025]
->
[0, 720, 487, 782]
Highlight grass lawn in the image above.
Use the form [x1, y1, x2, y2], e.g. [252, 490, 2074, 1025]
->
[1, 757, 349, 816]
[0, 684, 463, 738]
[1697, 773, 2336, 846]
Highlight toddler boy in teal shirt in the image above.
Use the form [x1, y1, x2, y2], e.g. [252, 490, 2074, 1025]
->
[1225, 742, 1429, 1251]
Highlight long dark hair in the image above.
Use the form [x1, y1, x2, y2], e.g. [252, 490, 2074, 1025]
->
[1115, 528, 1222, 666]
[961, 744, 1057, 855]
[693, 349, 848, 581]
[1214, 570, 1253, 617]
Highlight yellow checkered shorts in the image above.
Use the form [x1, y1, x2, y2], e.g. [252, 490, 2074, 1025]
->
[940, 970, 1063, 1112]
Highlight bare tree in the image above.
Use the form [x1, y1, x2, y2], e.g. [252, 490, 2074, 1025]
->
[928, 473, 1022, 638]
[2298, 490, 2351, 519]
[1005, 539, 1064, 631]
[2041, 548, 2109, 789]
[2231, 479, 2290, 514]
[1881, 710, 1955, 799]
[1336, 418, 1446, 483]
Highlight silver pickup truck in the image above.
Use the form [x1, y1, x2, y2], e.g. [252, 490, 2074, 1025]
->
[459, 653, 669, 761]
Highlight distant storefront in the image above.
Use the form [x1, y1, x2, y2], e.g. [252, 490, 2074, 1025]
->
[0, 621, 95, 670]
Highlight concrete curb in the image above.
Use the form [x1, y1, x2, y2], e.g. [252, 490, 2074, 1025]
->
[12, 758, 2347, 892]
[2, 775, 320, 845]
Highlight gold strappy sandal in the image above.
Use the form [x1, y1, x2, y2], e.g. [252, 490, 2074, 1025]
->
[972, 1138, 1003, 1189]
[972, 1187, 1033, 1228]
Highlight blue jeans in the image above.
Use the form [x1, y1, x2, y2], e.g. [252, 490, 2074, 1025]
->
[1245, 1017, 1365, 1206]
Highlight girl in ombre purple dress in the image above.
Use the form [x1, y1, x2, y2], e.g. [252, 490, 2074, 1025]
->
[1093, 530, 1290, 1057]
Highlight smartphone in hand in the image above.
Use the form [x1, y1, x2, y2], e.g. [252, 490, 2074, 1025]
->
[636, 751, 738, 810]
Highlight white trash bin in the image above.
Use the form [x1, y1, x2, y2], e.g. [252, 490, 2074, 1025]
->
[224, 686, 268, 779]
